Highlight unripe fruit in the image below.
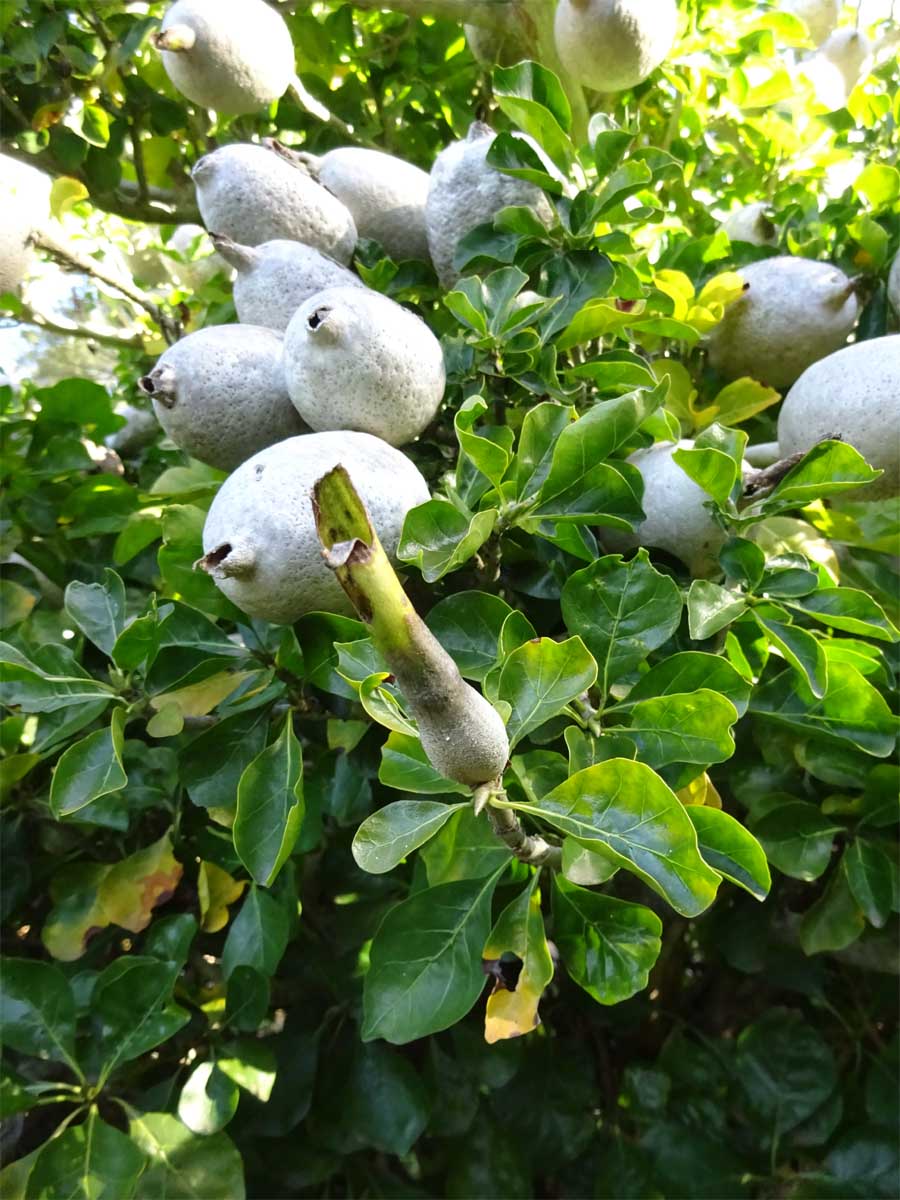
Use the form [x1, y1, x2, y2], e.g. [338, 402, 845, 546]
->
[553, 0, 678, 92]
[199, 431, 430, 623]
[706, 256, 859, 389]
[607, 440, 730, 577]
[192, 142, 357, 262]
[787, 0, 840, 46]
[212, 235, 364, 333]
[153, 0, 294, 115]
[777, 336, 900, 500]
[888, 253, 899, 318]
[719, 203, 777, 248]
[426, 122, 558, 288]
[138, 324, 304, 472]
[298, 148, 431, 263]
[283, 286, 445, 446]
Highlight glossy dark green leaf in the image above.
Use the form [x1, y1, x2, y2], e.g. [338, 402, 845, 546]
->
[737, 1008, 838, 1134]
[625, 651, 751, 716]
[687, 580, 747, 639]
[352, 800, 466, 874]
[233, 714, 303, 887]
[90, 957, 189, 1080]
[552, 875, 662, 1004]
[29, 1113, 145, 1200]
[487, 130, 565, 194]
[419, 807, 513, 884]
[494, 635, 597, 747]
[493, 59, 572, 148]
[130, 1112, 245, 1200]
[686, 807, 771, 900]
[754, 611, 828, 699]
[843, 839, 894, 927]
[50, 706, 127, 818]
[180, 708, 269, 811]
[0, 958, 79, 1073]
[426, 591, 515, 681]
[398, 500, 497, 582]
[379, 731, 469, 795]
[336, 1041, 429, 1155]
[799, 864, 866, 954]
[620, 689, 737, 767]
[786, 587, 899, 642]
[362, 867, 505, 1044]
[64, 569, 126, 657]
[763, 441, 881, 507]
[221, 887, 289, 981]
[752, 801, 843, 881]
[0, 641, 115, 713]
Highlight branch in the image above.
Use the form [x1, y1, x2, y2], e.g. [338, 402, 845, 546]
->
[32, 230, 182, 345]
[484, 798, 562, 869]
[7, 301, 146, 351]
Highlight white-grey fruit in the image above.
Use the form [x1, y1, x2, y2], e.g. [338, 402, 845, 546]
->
[153, 0, 294, 115]
[778, 336, 900, 500]
[608, 440, 729, 577]
[200, 431, 430, 622]
[212, 235, 364, 332]
[887, 253, 900, 318]
[192, 142, 357, 261]
[464, 23, 527, 66]
[553, 0, 678, 92]
[787, 0, 840, 46]
[800, 28, 872, 109]
[105, 403, 160, 456]
[706, 256, 859, 389]
[300, 147, 430, 263]
[426, 122, 558, 288]
[0, 158, 38, 296]
[138, 324, 304, 471]
[719, 203, 777, 248]
[284, 286, 445, 446]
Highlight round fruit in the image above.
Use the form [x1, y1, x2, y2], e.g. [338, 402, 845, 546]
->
[800, 28, 872, 109]
[777, 335, 900, 500]
[887, 252, 899, 318]
[138, 324, 305, 472]
[0, 156, 42, 296]
[719, 203, 777, 247]
[199, 431, 430, 622]
[553, 0, 679, 92]
[607, 440, 729, 577]
[787, 0, 840, 46]
[425, 122, 558, 288]
[212, 235, 364, 333]
[706, 256, 859, 389]
[283, 286, 445, 446]
[153, 0, 294, 115]
[299, 147, 431, 263]
[192, 142, 357, 261]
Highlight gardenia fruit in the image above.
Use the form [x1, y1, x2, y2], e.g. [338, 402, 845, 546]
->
[553, 0, 679, 92]
[138, 324, 304, 472]
[199, 431, 430, 622]
[800, 28, 872, 109]
[153, 0, 294, 115]
[608, 440, 730, 577]
[777, 335, 900, 500]
[787, 0, 840, 46]
[887, 252, 899, 318]
[426, 122, 558, 288]
[211, 235, 364, 333]
[298, 147, 431, 263]
[192, 142, 357, 262]
[706, 256, 859, 389]
[719, 203, 777, 247]
[0, 156, 41, 296]
[283, 286, 445, 446]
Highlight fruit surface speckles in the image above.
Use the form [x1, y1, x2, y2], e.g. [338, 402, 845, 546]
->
[214, 236, 365, 333]
[139, 324, 305, 472]
[193, 143, 357, 261]
[778, 335, 900, 500]
[155, 0, 294, 115]
[719, 203, 777, 247]
[706, 256, 858, 389]
[284, 286, 445, 446]
[553, 0, 679, 92]
[201, 432, 430, 623]
[309, 148, 431, 263]
[425, 123, 558, 288]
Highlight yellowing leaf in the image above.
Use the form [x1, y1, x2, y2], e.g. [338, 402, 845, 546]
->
[677, 772, 722, 809]
[150, 671, 254, 719]
[98, 832, 183, 933]
[49, 177, 89, 220]
[749, 517, 840, 584]
[695, 377, 781, 431]
[483, 877, 553, 1045]
[698, 270, 746, 311]
[198, 861, 246, 933]
[42, 864, 112, 962]
[654, 269, 695, 319]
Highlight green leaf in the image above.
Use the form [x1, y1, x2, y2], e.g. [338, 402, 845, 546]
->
[562, 552, 682, 695]
[362, 867, 505, 1044]
[358, 673, 418, 736]
[419, 807, 512, 884]
[0, 580, 36, 629]
[552, 875, 662, 1004]
[29, 1113, 145, 1200]
[398, 500, 497, 582]
[50, 706, 127, 818]
[426, 591, 515, 681]
[455, 397, 512, 489]
[379, 730, 470, 795]
[515, 402, 574, 501]
[221, 887, 289, 981]
[785, 588, 899, 643]
[0, 959, 79, 1073]
[750, 663, 896, 758]
[64, 569, 126, 656]
[90, 957, 189, 1079]
[736, 1009, 838, 1134]
[752, 801, 843, 881]
[335, 1042, 429, 1155]
[854, 162, 900, 209]
[352, 800, 466, 874]
[79, 103, 111, 147]
[687, 580, 747, 639]
[799, 865, 866, 955]
[181, 709, 269, 811]
[493, 60, 573, 164]
[754, 611, 828, 699]
[487, 130, 565, 194]
[673, 444, 739, 506]
[686, 807, 771, 901]
[762, 441, 881, 508]
[178, 1062, 240, 1135]
[561, 838, 619, 885]
[130, 1112, 245, 1200]
[625, 651, 751, 717]
[0, 642, 116, 713]
[509, 759, 720, 916]
[843, 840, 893, 928]
[620, 690, 737, 767]
[494, 635, 597, 748]
[233, 713, 304, 887]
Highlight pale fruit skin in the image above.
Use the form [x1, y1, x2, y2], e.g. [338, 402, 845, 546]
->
[200, 431, 431, 622]
[706, 256, 859, 389]
[304, 148, 431, 263]
[787, 0, 840, 46]
[138, 324, 305, 472]
[192, 143, 357, 261]
[553, 0, 679, 92]
[800, 28, 872, 109]
[283, 286, 445, 446]
[426, 123, 558, 288]
[0, 157, 40, 296]
[719, 203, 777, 248]
[609, 440, 729, 577]
[887, 253, 900, 318]
[213, 235, 364, 333]
[778, 336, 900, 500]
[155, 0, 294, 115]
